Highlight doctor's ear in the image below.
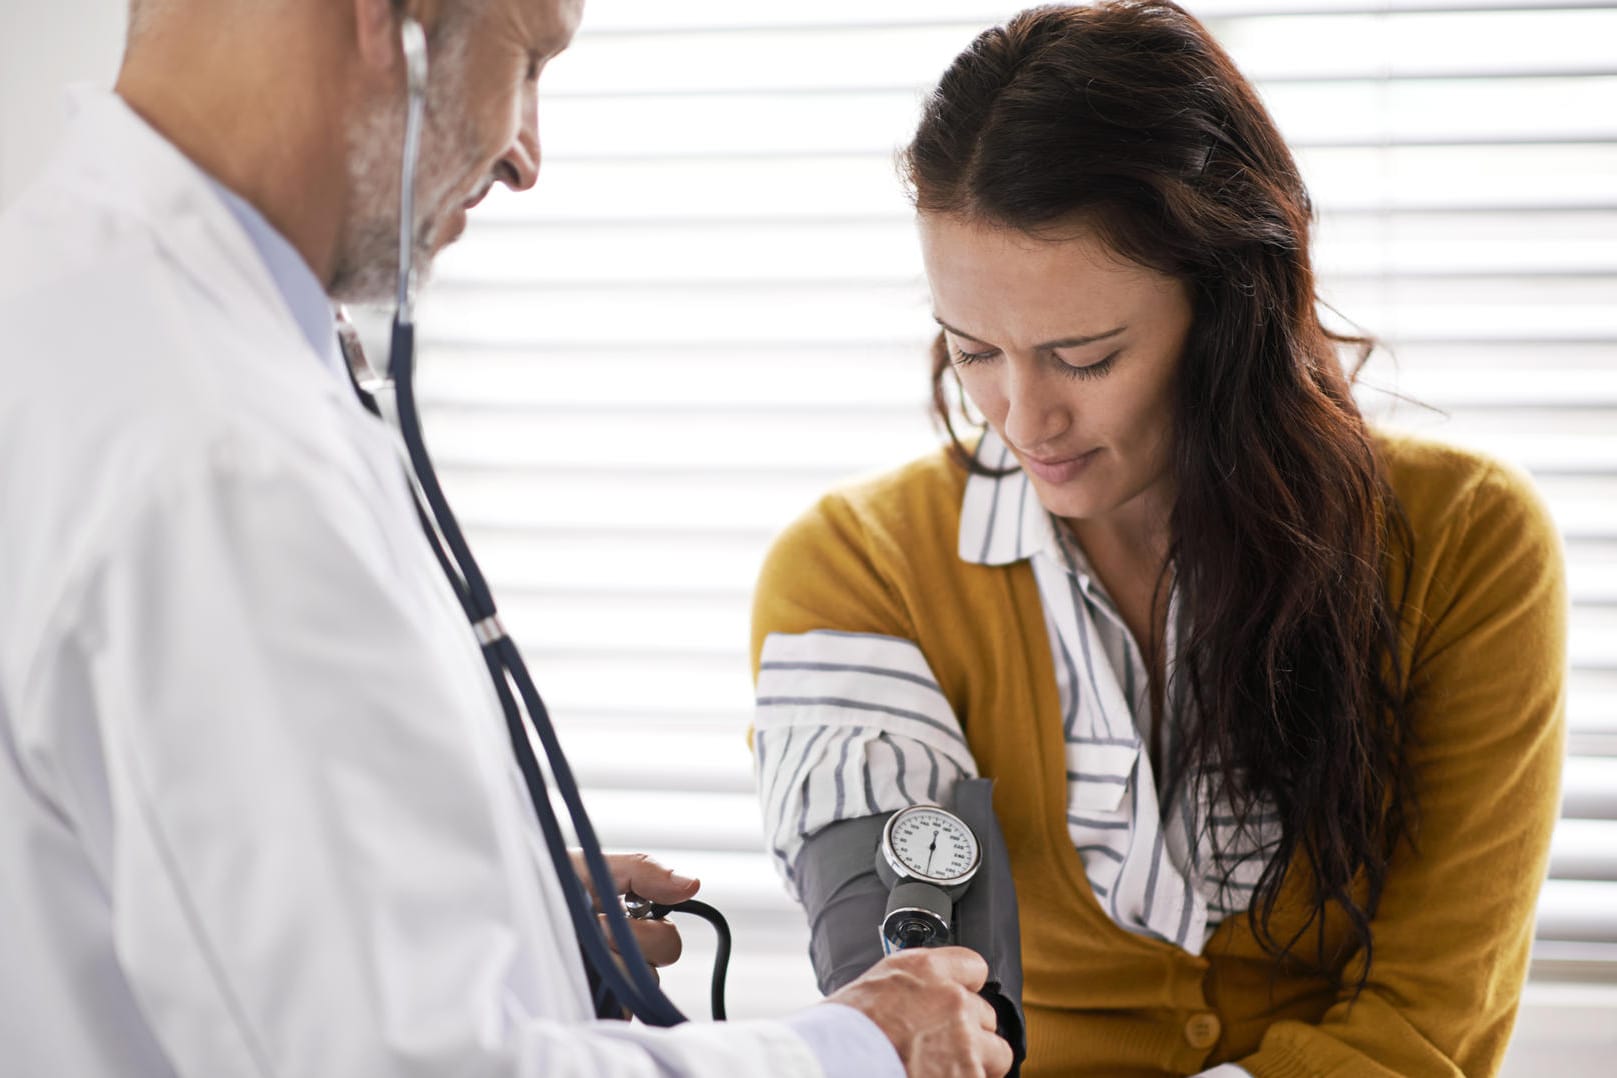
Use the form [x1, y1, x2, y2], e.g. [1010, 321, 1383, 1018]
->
[351, 0, 444, 73]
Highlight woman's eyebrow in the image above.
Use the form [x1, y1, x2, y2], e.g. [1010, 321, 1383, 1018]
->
[932, 316, 1127, 349]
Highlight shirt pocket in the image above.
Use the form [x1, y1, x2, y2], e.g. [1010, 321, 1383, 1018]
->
[1066, 741, 1139, 813]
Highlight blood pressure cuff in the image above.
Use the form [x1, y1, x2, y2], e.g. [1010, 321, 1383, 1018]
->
[792, 779, 1027, 1075]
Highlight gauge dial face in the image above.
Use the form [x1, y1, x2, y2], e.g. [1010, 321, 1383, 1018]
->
[884, 805, 980, 885]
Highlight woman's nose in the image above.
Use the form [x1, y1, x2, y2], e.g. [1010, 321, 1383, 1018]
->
[1000, 364, 1072, 453]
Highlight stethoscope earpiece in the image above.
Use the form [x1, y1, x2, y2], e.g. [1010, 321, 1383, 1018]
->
[394, 17, 428, 325]
[400, 17, 428, 97]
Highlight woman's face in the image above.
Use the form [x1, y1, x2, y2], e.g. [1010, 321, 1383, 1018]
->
[919, 213, 1193, 530]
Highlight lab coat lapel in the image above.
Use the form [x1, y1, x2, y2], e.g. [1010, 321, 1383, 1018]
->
[57, 91, 336, 398]
[63, 92, 437, 577]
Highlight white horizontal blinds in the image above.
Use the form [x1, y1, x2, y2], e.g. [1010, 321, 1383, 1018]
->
[412, 0, 1617, 1017]
[1268, 2, 1617, 978]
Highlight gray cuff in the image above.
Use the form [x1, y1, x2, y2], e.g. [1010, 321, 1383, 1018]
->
[790, 781, 1027, 1075]
[793, 814, 891, 994]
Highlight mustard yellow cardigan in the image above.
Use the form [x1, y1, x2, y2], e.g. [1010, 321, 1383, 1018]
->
[751, 431, 1566, 1077]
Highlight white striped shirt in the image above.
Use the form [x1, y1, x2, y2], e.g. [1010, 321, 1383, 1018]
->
[754, 428, 1280, 956]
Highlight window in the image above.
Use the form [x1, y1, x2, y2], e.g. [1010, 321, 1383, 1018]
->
[413, 0, 1617, 1056]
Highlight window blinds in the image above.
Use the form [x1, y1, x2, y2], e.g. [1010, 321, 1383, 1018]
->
[411, 0, 1617, 1016]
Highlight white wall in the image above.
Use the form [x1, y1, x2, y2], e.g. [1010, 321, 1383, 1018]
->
[0, 0, 127, 208]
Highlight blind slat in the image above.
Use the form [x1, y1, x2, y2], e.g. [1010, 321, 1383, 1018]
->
[575, 0, 1615, 34]
[436, 211, 1617, 285]
[531, 79, 1617, 160]
[479, 144, 1617, 223]
[542, 12, 1617, 96]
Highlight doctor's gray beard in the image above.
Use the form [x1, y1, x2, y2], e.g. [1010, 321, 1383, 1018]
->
[329, 30, 476, 306]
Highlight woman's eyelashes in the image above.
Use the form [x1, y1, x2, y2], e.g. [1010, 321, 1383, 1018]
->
[1060, 349, 1120, 380]
[950, 344, 999, 365]
[950, 343, 1121, 381]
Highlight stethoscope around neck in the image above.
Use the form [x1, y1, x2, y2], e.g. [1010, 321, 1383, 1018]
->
[337, 17, 727, 1027]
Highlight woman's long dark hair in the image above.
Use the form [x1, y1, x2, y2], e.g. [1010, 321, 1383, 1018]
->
[904, 0, 1416, 991]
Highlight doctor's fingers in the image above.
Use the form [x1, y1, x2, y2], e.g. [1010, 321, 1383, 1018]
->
[976, 1029, 1015, 1078]
[903, 1014, 1012, 1078]
[598, 912, 684, 969]
[570, 850, 701, 907]
[609, 851, 702, 905]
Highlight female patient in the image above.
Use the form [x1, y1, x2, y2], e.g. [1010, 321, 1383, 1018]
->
[750, 2, 1566, 1075]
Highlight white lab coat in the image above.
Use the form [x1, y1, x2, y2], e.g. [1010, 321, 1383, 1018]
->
[0, 91, 822, 1077]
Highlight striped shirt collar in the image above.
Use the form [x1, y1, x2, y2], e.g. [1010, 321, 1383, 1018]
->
[958, 427, 1059, 567]
[958, 427, 1109, 577]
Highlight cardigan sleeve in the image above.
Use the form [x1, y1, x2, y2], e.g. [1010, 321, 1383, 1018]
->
[750, 490, 918, 661]
[1240, 461, 1568, 1078]
[749, 493, 980, 896]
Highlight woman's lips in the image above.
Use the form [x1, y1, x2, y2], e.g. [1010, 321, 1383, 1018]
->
[1019, 447, 1100, 484]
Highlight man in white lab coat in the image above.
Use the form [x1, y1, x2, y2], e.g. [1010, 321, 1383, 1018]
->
[0, 1, 1012, 1075]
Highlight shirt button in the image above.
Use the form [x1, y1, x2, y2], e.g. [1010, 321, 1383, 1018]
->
[1184, 1012, 1222, 1050]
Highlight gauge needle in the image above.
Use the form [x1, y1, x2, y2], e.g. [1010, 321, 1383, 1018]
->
[925, 829, 939, 874]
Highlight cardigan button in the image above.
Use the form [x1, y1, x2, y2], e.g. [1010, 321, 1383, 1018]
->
[1184, 1012, 1222, 1050]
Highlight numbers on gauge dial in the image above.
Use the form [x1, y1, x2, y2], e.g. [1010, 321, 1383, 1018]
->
[888, 806, 980, 883]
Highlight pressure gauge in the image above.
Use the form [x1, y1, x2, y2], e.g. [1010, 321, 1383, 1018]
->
[874, 804, 982, 953]
[880, 804, 982, 888]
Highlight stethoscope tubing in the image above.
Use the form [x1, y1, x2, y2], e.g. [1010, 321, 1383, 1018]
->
[385, 18, 693, 1027]
[390, 317, 689, 1027]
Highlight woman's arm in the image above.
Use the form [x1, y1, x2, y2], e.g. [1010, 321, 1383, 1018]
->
[750, 492, 979, 900]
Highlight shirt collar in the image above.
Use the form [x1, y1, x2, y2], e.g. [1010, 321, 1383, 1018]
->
[958, 427, 1066, 568]
[204, 177, 344, 382]
[957, 427, 1127, 615]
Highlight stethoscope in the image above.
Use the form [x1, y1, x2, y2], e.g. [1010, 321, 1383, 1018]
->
[340, 17, 728, 1026]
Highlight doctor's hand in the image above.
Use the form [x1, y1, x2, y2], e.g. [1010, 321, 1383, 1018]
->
[827, 947, 1013, 1078]
[569, 850, 700, 980]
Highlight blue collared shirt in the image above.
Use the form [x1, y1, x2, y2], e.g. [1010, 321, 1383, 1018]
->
[206, 177, 344, 382]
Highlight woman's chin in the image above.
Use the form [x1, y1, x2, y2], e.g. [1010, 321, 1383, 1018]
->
[1025, 473, 1106, 524]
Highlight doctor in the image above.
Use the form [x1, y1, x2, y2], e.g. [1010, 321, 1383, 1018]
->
[0, 1, 1012, 1076]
